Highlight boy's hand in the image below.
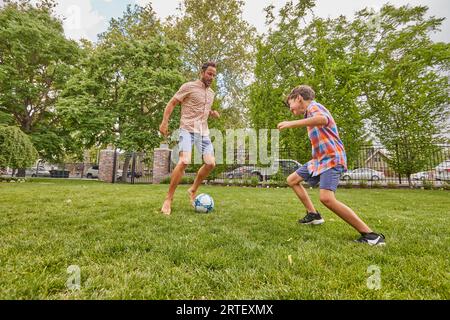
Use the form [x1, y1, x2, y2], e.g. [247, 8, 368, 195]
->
[277, 121, 292, 130]
[209, 110, 220, 118]
[159, 121, 169, 137]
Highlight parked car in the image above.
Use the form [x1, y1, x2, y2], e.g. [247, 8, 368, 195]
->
[115, 169, 144, 181]
[411, 171, 432, 180]
[435, 160, 450, 181]
[49, 169, 70, 178]
[251, 159, 302, 181]
[25, 166, 51, 177]
[224, 166, 255, 179]
[86, 165, 141, 180]
[86, 165, 99, 178]
[341, 168, 385, 181]
[131, 170, 142, 178]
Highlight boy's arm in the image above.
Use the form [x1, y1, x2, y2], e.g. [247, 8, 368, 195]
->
[159, 97, 180, 136]
[277, 116, 328, 130]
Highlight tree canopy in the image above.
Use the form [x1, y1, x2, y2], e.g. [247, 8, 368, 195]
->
[0, 0, 81, 161]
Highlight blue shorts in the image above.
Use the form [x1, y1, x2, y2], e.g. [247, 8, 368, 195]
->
[295, 164, 344, 192]
[178, 129, 214, 156]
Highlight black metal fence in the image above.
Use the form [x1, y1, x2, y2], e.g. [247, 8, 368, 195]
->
[113, 152, 154, 184]
[5, 144, 448, 188]
[2, 162, 98, 179]
[345, 144, 450, 185]
[160, 144, 450, 187]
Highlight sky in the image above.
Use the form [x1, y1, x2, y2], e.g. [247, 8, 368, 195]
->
[4, 0, 446, 43]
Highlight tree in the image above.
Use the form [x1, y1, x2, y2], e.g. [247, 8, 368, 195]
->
[249, 1, 449, 175]
[0, 125, 38, 172]
[58, 5, 185, 167]
[0, 0, 81, 161]
[164, 0, 257, 128]
[249, 1, 367, 165]
[354, 5, 450, 182]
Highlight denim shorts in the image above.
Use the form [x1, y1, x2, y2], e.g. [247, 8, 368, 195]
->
[295, 164, 344, 192]
[178, 129, 214, 156]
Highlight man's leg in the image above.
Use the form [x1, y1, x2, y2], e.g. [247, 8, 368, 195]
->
[319, 189, 372, 233]
[161, 152, 190, 215]
[286, 172, 317, 213]
[188, 154, 215, 203]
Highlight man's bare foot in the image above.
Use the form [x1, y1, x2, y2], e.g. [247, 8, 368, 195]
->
[161, 199, 172, 215]
[187, 188, 196, 206]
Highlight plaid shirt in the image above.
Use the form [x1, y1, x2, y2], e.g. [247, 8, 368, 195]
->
[304, 101, 347, 176]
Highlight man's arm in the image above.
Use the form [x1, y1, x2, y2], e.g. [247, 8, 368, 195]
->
[159, 97, 180, 136]
[277, 116, 328, 130]
[209, 110, 220, 118]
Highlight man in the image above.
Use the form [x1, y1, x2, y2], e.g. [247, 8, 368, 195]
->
[159, 62, 220, 215]
[277, 85, 385, 245]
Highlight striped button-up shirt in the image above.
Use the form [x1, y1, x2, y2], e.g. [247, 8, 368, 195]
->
[304, 101, 347, 176]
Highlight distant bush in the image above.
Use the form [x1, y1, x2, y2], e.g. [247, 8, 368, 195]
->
[0, 177, 26, 183]
[341, 180, 353, 189]
[250, 176, 260, 186]
[422, 180, 434, 190]
[0, 126, 38, 169]
[159, 176, 195, 185]
[359, 180, 368, 188]
[371, 181, 382, 189]
[270, 171, 286, 182]
[387, 182, 397, 189]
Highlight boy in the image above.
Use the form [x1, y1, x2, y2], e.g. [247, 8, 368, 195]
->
[277, 85, 385, 245]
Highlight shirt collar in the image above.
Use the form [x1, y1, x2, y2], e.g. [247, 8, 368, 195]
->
[196, 79, 208, 89]
[304, 100, 316, 117]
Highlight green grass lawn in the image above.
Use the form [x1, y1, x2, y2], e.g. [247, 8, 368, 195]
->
[0, 179, 449, 299]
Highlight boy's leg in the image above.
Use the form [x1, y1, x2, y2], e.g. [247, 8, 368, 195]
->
[161, 152, 191, 215]
[319, 189, 372, 233]
[318, 166, 372, 233]
[286, 171, 317, 213]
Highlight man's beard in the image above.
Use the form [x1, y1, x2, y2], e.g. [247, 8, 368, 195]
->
[202, 78, 211, 87]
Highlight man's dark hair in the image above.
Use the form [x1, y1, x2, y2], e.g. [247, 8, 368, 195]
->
[201, 61, 217, 72]
[285, 85, 315, 107]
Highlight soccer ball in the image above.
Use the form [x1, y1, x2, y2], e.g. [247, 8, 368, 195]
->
[194, 193, 214, 213]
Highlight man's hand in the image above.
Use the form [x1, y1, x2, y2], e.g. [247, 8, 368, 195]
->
[159, 121, 169, 137]
[277, 121, 293, 130]
[209, 110, 220, 119]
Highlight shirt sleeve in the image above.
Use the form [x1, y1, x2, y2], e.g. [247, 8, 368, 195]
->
[173, 83, 190, 103]
[307, 104, 331, 126]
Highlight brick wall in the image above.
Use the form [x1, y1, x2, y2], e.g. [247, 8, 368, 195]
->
[99, 149, 117, 183]
[152, 147, 171, 183]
